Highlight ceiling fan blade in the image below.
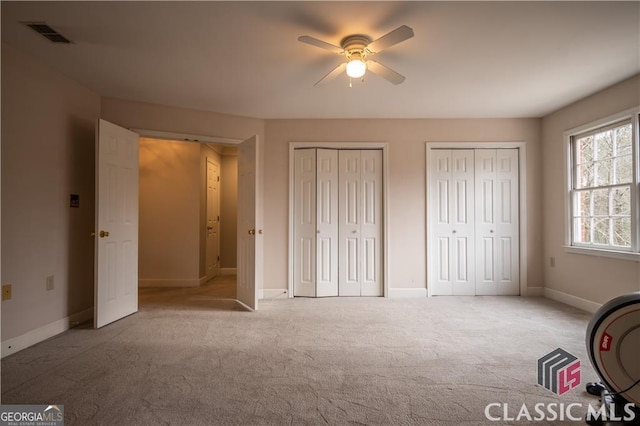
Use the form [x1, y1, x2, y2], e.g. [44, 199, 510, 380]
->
[298, 35, 344, 53]
[367, 25, 414, 53]
[314, 62, 347, 86]
[366, 60, 406, 85]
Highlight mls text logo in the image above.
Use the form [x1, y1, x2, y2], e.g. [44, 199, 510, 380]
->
[537, 348, 581, 395]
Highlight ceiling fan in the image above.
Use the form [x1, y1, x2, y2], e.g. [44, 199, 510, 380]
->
[298, 25, 414, 86]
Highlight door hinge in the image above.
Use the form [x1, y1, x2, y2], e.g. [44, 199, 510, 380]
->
[217, 176, 220, 182]
[217, 255, 220, 261]
[217, 215, 220, 221]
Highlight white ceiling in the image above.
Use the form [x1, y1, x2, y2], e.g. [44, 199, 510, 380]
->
[2, 1, 638, 119]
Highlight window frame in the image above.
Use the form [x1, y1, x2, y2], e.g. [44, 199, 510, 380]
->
[563, 106, 640, 261]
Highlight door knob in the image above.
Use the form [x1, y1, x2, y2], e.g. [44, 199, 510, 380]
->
[248, 229, 255, 235]
[452, 230, 457, 234]
[207, 226, 213, 230]
[258, 229, 263, 235]
[490, 230, 494, 233]
[99, 230, 110, 238]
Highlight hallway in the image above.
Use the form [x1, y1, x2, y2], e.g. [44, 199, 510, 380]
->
[139, 274, 241, 311]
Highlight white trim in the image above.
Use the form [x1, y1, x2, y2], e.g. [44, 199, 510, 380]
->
[138, 278, 201, 288]
[220, 268, 237, 275]
[132, 128, 243, 145]
[563, 106, 640, 253]
[563, 245, 640, 262]
[259, 289, 289, 299]
[543, 288, 602, 313]
[388, 288, 427, 298]
[425, 142, 528, 297]
[288, 142, 390, 298]
[1, 308, 93, 358]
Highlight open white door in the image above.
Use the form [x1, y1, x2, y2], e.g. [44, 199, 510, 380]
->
[237, 135, 261, 310]
[94, 119, 139, 328]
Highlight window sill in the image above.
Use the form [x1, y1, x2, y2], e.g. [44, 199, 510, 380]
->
[563, 246, 640, 262]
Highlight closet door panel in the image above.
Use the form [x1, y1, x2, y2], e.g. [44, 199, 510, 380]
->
[293, 149, 317, 296]
[496, 149, 519, 295]
[360, 150, 383, 296]
[339, 150, 362, 296]
[475, 149, 498, 295]
[430, 150, 453, 295]
[451, 150, 475, 295]
[316, 149, 339, 297]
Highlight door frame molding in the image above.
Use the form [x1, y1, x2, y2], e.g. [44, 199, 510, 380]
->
[425, 142, 529, 297]
[130, 128, 262, 308]
[288, 142, 390, 298]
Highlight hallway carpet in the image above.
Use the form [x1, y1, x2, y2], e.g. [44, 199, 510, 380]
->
[2, 282, 599, 425]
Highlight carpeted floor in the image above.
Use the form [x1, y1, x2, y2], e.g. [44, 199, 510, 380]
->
[2, 277, 601, 425]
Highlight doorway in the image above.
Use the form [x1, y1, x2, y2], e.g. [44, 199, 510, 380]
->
[94, 122, 261, 329]
[133, 130, 260, 310]
[137, 138, 238, 289]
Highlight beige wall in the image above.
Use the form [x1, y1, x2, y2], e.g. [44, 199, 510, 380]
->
[1, 43, 101, 340]
[139, 138, 201, 285]
[541, 75, 640, 304]
[100, 97, 265, 145]
[263, 118, 543, 291]
[220, 154, 238, 269]
[140, 141, 236, 285]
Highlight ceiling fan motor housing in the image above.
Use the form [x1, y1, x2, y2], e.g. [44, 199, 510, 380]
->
[340, 35, 372, 54]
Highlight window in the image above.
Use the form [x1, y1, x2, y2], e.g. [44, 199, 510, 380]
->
[567, 109, 639, 256]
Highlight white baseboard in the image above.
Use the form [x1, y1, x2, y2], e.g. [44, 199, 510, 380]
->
[138, 278, 200, 288]
[524, 286, 544, 296]
[259, 289, 289, 299]
[543, 288, 602, 313]
[1, 307, 93, 359]
[388, 288, 427, 298]
[220, 268, 237, 275]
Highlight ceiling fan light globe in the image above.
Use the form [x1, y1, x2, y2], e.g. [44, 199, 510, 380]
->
[346, 59, 366, 78]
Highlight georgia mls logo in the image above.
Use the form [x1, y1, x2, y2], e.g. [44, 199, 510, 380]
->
[537, 348, 581, 395]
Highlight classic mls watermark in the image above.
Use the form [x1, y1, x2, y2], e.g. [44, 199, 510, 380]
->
[484, 402, 636, 422]
[482, 348, 636, 422]
[0, 405, 64, 426]
[537, 348, 581, 395]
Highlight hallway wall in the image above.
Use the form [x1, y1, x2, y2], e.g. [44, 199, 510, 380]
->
[139, 138, 202, 286]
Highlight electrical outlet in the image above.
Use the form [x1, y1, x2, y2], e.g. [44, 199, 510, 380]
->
[46, 275, 55, 291]
[2, 284, 12, 301]
[550, 257, 556, 267]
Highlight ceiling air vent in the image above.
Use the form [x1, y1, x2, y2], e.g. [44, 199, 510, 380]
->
[22, 22, 72, 44]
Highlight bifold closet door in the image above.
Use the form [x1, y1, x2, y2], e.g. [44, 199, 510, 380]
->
[316, 149, 339, 297]
[293, 149, 339, 297]
[474, 149, 519, 296]
[339, 150, 383, 296]
[430, 149, 475, 296]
